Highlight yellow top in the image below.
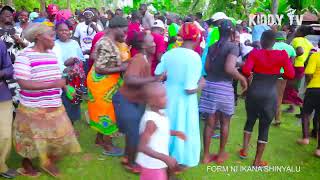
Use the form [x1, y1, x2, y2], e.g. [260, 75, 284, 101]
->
[305, 52, 320, 88]
[291, 37, 314, 67]
[116, 42, 131, 62]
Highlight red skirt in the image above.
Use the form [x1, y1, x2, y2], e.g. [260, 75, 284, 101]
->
[282, 67, 304, 106]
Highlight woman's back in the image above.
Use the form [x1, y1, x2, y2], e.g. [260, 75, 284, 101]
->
[156, 47, 202, 89]
[206, 41, 239, 82]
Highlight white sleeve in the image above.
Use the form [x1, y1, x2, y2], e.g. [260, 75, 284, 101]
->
[73, 24, 81, 38]
[97, 24, 103, 31]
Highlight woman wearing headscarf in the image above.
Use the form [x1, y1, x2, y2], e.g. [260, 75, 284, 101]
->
[13, 23, 81, 177]
[87, 16, 128, 156]
[199, 19, 247, 164]
[155, 22, 205, 168]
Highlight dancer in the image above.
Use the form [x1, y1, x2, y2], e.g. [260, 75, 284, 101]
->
[155, 22, 204, 168]
[137, 82, 186, 180]
[240, 30, 295, 166]
[13, 23, 81, 177]
[200, 19, 247, 164]
[297, 51, 320, 158]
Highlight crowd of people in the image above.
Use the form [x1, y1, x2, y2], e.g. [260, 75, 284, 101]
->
[0, 3, 319, 180]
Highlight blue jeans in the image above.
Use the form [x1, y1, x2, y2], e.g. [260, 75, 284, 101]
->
[112, 91, 145, 147]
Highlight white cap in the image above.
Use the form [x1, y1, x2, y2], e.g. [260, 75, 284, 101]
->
[211, 12, 229, 21]
[152, 20, 165, 29]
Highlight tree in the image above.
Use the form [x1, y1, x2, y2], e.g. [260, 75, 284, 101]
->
[272, 0, 279, 14]
[39, 0, 46, 12]
[67, 0, 71, 9]
[5, 0, 13, 6]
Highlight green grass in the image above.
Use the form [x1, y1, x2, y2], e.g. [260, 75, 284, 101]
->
[5, 100, 320, 180]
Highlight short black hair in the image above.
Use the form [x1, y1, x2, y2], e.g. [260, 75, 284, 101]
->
[261, 30, 276, 48]
[236, 24, 243, 32]
[157, 16, 166, 24]
[128, 31, 146, 50]
[0, 5, 14, 15]
[131, 10, 142, 21]
[184, 16, 193, 23]
[109, 16, 128, 28]
[140, 4, 147, 8]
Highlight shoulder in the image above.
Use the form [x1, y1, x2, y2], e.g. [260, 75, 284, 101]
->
[0, 40, 6, 48]
[310, 52, 320, 60]
[17, 48, 34, 57]
[68, 39, 80, 46]
[248, 48, 259, 56]
[142, 110, 162, 123]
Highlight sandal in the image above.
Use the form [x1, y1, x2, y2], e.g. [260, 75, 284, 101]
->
[272, 121, 281, 126]
[0, 169, 18, 179]
[16, 168, 41, 177]
[174, 165, 188, 175]
[297, 138, 309, 145]
[212, 133, 220, 139]
[40, 164, 60, 177]
[202, 154, 217, 164]
[111, 132, 124, 138]
[123, 164, 142, 174]
[253, 161, 268, 167]
[214, 153, 229, 165]
[102, 147, 124, 157]
[121, 156, 128, 164]
[239, 149, 248, 159]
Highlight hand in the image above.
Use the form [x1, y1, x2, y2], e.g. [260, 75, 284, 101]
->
[157, 72, 167, 82]
[198, 77, 206, 89]
[239, 77, 248, 95]
[165, 156, 178, 170]
[120, 62, 128, 71]
[54, 79, 66, 88]
[244, 40, 251, 46]
[12, 35, 22, 44]
[64, 57, 77, 66]
[90, 23, 98, 32]
[175, 131, 187, 141]
[83, 50, 91, 55]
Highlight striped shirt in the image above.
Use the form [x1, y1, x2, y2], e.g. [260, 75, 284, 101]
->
[14, 48, 62, 108]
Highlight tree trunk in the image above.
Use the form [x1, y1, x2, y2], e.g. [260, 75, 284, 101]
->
[39, 0, 46, 12]
[5, 0, 13, 6]
[192, 0, 200, 11]
[271, 0, 279, 15]
[67, 0, 71, 9]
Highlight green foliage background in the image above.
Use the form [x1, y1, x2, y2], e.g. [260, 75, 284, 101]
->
[9, 0, 320, 19]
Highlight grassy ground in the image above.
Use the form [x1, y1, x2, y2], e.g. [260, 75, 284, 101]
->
[5, 100, 320, 180]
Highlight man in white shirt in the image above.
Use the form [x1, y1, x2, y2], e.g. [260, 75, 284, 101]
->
[74, 9, 103, 58]
[139, 4, 154, 30]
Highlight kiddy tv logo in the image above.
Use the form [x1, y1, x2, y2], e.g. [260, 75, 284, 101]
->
[249, 12, 304, 26]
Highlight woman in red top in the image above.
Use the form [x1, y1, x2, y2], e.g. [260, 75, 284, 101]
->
[240, 30, 295, 166]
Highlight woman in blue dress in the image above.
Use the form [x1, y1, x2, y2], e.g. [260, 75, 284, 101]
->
[155, 23, 205, 168]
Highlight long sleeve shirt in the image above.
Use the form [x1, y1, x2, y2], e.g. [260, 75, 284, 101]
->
[0, 40, 13, 101]
[242, 49, 295, 80]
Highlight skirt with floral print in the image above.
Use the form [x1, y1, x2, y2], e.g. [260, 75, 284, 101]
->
[13, 105, 81, 165]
